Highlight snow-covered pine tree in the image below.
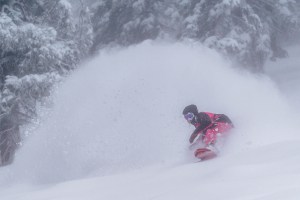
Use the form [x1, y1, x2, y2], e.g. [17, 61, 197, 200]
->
[0, 0, 92, 166]
[91, 0, 164, 51]
[89, 0, 299, 71]
[265, 0, 299, 59]
[0, 73, 60, 165]
[180, 0, 298, 72]
[75, 5, 94, 58]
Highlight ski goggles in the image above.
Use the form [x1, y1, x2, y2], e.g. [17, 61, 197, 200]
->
[184, 112, 195, 122]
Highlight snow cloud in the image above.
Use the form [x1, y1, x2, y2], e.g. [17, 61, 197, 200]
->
[0, 41, 297, 185]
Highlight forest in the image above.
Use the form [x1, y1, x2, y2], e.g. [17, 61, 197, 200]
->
[0, 0, 299, 166]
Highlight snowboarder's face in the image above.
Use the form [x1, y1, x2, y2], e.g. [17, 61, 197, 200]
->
[184, 112, 194, 124]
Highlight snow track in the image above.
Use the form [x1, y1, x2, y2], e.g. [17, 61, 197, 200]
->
[1, 42, 300, 200]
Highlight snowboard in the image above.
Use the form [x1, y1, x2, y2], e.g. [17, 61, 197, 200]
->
[194, 148, 217, 161]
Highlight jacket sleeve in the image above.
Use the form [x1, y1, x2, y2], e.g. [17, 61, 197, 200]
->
[192, 112, 212, 135]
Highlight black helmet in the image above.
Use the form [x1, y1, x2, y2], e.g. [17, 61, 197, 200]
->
[182, 104, 198, 115]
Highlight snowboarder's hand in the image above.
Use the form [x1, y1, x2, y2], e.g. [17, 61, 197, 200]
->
[189, 132, 202, 143]
[189, 137, 194, 144]
[189, 133, 196, 143]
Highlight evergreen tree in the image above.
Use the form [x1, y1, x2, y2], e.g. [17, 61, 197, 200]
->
[91, 0, 164, 51]
[0, 0, 92, 166]
[180, 0, 298, 72]
[75, 5, 94, 58]
[90, 0, 299, 71]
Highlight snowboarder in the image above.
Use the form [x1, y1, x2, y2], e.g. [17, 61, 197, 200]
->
[182, 104, 234, 160]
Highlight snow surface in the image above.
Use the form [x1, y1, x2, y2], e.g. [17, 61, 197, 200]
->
[0, 42, 300, 199]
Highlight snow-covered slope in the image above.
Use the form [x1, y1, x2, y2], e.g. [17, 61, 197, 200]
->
[0, 42, 300, 200]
